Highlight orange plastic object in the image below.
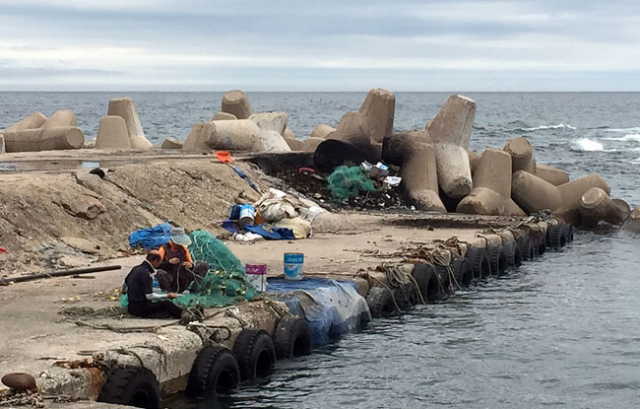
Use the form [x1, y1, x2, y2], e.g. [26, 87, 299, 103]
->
[215, 151, 233, 163]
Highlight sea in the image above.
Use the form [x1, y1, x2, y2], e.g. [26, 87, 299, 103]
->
[2, 92, 640, 408]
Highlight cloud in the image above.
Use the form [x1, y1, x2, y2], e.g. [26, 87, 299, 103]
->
[1, 0, 640, 90]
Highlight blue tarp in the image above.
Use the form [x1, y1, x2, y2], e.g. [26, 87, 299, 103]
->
[222, 220, 296, 240]
[267, 278, 371, 345]
[129, 223, 171, 250]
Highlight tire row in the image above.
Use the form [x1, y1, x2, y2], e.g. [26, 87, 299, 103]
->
[97, 315, 313, 408]
[366, 222, 573, 318]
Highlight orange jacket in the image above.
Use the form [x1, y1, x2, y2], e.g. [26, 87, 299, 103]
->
[158, 242, 193, 263]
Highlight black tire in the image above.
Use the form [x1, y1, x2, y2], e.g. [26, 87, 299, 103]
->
[452, 257, 473, 287]
[97, 367, 161, 409]
[466, 247, 491, 279]
[535, 236, 547, 256]
[273, 316, 312, 360]
[366, 286, 396, 317]
[488, 244, 508, 276]
[566, 224, 574, 243]
[505, 240, 523, 267]
[411, 264, 442, 302]
[547, 224, 568, 249]
[519, 236, 531, 261]
[232, 329, 276, 383]
[186, 345, 240, 397]
[392, 280, 418, 310]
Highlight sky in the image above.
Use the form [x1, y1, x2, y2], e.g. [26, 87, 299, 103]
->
[1, 0, 640, 91]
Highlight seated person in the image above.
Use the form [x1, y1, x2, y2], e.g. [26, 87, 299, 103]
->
[156, 227, 208, 293]
[123, 250, 183, 319]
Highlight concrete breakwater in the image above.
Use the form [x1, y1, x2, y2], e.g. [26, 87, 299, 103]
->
[0, 208, 569, 408]
[0, 89, 632, 408]
[1, 89, 637, 230]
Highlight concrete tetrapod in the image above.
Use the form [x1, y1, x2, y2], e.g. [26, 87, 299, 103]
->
[211, 112, 237, 121]
[503, 136, 536, 173]
[358, 88, 396, 143]
[536, 164, 570, 186]
[41, 110, 77, 129]
[7, 112, 47, 132]
[221, 90, 254, 120]
[578, 187, 629, 227]
[283, 134, 304, 151]
[108, 97, 152, 149]
[457, 149, 524, 215]
[511, 171, 563, 214]
[468, 150, 481, 174]
[95, 116, 131, 150]
[249, 112, 288, 135]
[622, 207, 640, 233]
[4, 126, 85, 152]
[426, 94, 476, 148]
[161, 137, 183, 150]
[381, 134, 445, 212]
[434, 144, 473, 199]
[559, 173, 611, 205]
[381, 132, 431, 166]
[314, 114, 379, 173]
[205, 119, 291, 152]
[283, 128, 295, 139]
[400, 143, 446, 212]
[183, 123, 212, 151]
[310, 124, 336, 139]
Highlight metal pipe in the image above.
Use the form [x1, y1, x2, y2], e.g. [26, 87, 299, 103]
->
[0, 265, 121, 285]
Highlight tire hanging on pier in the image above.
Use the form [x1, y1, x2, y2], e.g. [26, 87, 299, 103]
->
[186, 345, 240, 397]
[547, 223, 568, 249]
[452, 257, 473, 286]
[519, 236, 535, 261]
[97, 367, 161, 409]
[273, 315, 312, 360]
[504, 240, 523, 267]
[393, 280, 420, 309]
[488, 244, 508, 276]
[233, 329, 277, 383]
[411, 264, 442, 302]
[366, 286, 397, 317]
[466, 247, 490, 279]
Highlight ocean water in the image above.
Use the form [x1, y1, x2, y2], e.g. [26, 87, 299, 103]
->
[2, 92, 640, 408]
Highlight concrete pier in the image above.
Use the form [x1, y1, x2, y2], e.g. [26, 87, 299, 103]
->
[0, 150, 575, 408]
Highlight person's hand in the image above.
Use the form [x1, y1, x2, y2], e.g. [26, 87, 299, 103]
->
[167, 293, 179, 299]
[183, 261, 193, 268]
[169, 257, 180, 265]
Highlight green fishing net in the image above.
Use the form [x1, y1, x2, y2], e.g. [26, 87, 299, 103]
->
[120, 230, 259, 309]
[171, 230, 259, 308]
[326, 166, 377, 200]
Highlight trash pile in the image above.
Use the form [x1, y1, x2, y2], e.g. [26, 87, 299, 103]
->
[223, 188, 324, 241]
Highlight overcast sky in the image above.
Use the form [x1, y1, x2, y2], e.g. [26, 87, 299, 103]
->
[2, 0, 640, 91]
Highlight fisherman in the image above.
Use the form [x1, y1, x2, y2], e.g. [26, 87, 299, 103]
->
[156, 227, 208, 293]
[123, 250, 184, 319]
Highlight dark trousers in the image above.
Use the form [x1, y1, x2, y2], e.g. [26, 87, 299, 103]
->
[128, 300, 183, 319]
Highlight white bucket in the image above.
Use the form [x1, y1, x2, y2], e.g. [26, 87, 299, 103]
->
[239, 204, 255, 226]
[284, 253, 304, 280]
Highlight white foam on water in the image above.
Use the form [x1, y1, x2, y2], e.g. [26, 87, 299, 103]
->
[604, 127, 640, 133]
[602, 134, 640, 142]
[523, 123, 577, 131]
[570, 138, 604, 152]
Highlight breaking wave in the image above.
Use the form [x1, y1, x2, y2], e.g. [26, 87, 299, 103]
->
[602, 134, 640, 143]
[604, 127, 640, 134]
[523, 124, 577, 131]
[570, 138, 604, 152]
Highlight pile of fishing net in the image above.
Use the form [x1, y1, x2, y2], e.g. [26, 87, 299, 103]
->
[172, 230, 259, 308]
[326, 166, 376, 200]
[120, 230, 259, 309]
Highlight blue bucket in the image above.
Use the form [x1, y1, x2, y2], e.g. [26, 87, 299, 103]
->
[284, 253, 304, 280]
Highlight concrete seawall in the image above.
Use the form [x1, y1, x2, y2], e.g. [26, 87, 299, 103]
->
[0, 151, 575, 408]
